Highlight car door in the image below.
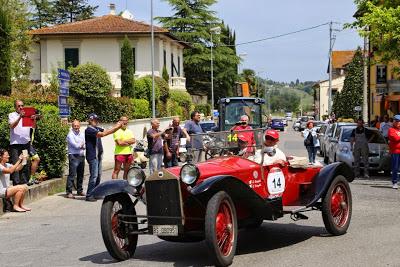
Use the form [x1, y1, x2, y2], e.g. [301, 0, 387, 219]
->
[329, 127, 342, 163]
[325, 123, 337, 162]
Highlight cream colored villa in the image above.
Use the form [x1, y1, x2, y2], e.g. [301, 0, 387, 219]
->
[29, 12, 188, 96]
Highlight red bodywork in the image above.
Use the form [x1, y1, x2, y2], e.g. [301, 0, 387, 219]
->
[167, 156, 322, 210]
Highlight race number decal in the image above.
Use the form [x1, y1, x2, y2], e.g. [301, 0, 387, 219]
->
[267, 167, 285, 195]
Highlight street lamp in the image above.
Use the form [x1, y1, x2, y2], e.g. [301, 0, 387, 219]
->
[150, 0, 155, 118]
[210, 26, 221, 119]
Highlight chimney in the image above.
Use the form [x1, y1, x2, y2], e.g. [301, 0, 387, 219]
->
[109, 3, 116, 15]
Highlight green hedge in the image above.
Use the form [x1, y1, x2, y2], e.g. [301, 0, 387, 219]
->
[169, 90, 193, 119]
[0, 98, 68, 178]
[131, 99, 150, 119]
[134, 76, 160, 101]
[195, 104, 211, 116]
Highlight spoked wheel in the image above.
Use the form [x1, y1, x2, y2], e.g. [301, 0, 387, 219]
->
[322, 175, 352, 235]
[205, 191, 237, 267]
[101, 193, 138, 261]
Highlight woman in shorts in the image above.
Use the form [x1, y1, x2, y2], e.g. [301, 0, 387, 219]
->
[0, 148, 31, 212]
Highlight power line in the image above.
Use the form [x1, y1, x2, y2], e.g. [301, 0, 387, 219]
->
[230, 22, 332, 47]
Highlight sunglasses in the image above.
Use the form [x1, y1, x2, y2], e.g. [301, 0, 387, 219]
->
[18, 105, 24, 107]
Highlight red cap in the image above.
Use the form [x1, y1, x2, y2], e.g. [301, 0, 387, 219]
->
[265, 129, 279, 140]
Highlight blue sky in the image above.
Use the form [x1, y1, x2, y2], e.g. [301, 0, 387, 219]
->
[91, 0, 362, 83]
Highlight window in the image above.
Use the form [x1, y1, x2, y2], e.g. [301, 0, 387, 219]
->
[163, 49, 166, 67]
[64, 48, 79, 69]
[177, 56, 181, 76]
[376, 65, 387, 84]
[170, 53, 174, 77]
[132, 48, 136, 71]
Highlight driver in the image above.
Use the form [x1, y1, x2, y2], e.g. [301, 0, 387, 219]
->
[251, 129, 286, 166]
[236, 133, 255, 158]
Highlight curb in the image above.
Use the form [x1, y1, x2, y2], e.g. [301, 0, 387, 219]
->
[0, 177, 66, 216]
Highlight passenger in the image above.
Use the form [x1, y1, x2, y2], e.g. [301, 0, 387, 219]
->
[251, 129, 286, 166]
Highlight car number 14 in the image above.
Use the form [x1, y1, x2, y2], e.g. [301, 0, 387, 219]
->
[267, 168, 286, 195]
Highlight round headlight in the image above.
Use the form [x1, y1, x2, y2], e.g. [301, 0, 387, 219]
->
[180, 164, 199, 185]
[127, 167, 145, 187]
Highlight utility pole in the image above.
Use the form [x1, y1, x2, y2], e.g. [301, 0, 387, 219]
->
[328, 21, 333, 115]
[150, 0, 155, 118]
[362, 29, 369, 122]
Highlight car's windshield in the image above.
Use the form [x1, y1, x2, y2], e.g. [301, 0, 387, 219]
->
[200, 122, 215, 132]
[224, 100, 261, 128]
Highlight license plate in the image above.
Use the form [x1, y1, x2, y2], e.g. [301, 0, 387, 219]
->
[152, 225, 178, 236]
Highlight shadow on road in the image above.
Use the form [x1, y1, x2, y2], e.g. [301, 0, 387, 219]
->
[79, 222, 326, 266]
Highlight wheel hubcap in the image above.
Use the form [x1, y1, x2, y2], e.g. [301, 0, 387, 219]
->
[215, 200, 234, 256]
[111, 202, 129, 251]
[330, 183, 349, 227]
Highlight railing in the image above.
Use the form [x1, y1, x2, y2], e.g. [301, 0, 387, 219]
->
[388, 80, 400, 93]
[169, 77, 187, 91]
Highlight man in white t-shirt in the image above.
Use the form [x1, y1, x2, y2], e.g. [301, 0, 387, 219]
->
[8, 100, 32, 185]
[251, 129, 286, 166]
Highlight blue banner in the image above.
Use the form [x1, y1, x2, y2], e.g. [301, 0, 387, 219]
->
[59, 105, 70, 117]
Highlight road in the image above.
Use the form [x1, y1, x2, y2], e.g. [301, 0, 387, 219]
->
[1, 125, 399, 267]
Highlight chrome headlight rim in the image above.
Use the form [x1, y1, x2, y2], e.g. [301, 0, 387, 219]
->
[127, 167, 146, 187]
[180, 163, 200, 185]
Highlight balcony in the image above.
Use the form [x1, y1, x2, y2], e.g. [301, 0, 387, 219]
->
[169, 77, 187, 91]
[388, 80, 400, 93]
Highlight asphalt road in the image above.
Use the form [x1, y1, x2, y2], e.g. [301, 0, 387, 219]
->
[1, 124, 399, 267]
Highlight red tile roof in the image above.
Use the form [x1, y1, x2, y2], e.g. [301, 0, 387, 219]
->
[29, 15, 168, 35]
[332, 50, 356, 69]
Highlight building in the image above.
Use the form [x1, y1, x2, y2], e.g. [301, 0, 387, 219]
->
[313, 50, 355, 120]
[29, 7, 188, 96]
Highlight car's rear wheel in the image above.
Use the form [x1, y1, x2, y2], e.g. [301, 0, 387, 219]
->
[101, 194, 138, 261]
[205, 191, 238, 267]
[321, 175, 352, 235]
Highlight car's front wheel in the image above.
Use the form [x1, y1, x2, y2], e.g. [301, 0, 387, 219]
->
[321, 175, 352, 235]
[101, 193, 138, 261]
[205, 191, 238, 267]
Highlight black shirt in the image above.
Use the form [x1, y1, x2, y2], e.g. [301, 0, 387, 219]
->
[85, 126, 104, 161]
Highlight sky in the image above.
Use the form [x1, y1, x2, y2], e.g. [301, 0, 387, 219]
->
[90, 0, 362, 83]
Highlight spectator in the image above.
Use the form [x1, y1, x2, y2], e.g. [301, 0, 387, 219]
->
[388, 114, 400, 189]
[65, 120, 85, 199]
[350, 118, 374, 178]
[380, 115, 392, 141]
[27, 125, 41, 185]
[112, 116, 135, 180]
[0, 148, 30, 212]
[85, 114, 122, 201]
[163, 117, 189, 168]
[302, 121, 319, 165]
[147, 119, 165, 174]
[8, 100, 32, 185]
[184, 111, 204, 163]
[371, 115, 380, 128]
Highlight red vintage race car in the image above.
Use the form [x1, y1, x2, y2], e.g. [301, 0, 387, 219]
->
[92, 130, 354, 267]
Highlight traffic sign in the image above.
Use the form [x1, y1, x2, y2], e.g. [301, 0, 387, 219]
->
[354, 106, 362, 112]
[213, 110, 219, 117]
[58, 68, 70, 80]
[59, 105, 70, 117]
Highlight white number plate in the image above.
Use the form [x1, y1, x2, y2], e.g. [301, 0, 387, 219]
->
[267, 167, 286, 195]
[152, 225, 178, 236]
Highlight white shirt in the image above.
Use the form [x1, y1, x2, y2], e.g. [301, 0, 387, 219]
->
[8, 112, 31, 145]
[380, 122, 392, 138]
[250, 147, 286, 166]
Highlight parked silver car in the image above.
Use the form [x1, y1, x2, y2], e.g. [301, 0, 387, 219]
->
[318, 123, 332, 157]
[327, 126, 390, 173]
[323, 122, 357, 163]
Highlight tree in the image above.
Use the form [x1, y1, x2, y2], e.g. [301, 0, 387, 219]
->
[120, 36, 134, 98]
[53, 0, 97, 24]
[332, 48, 364, 119]
[162, 65, 169, 82]
[9, 0, 32, 82]
[350, 1, 400, 66]
[157, 0, 239, 104]
[241, 69, 256, 95]
[30, 0, 55, 29]
[0, 2, 12, 95]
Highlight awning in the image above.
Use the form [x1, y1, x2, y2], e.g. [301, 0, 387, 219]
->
[386, 95, 400, 101]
